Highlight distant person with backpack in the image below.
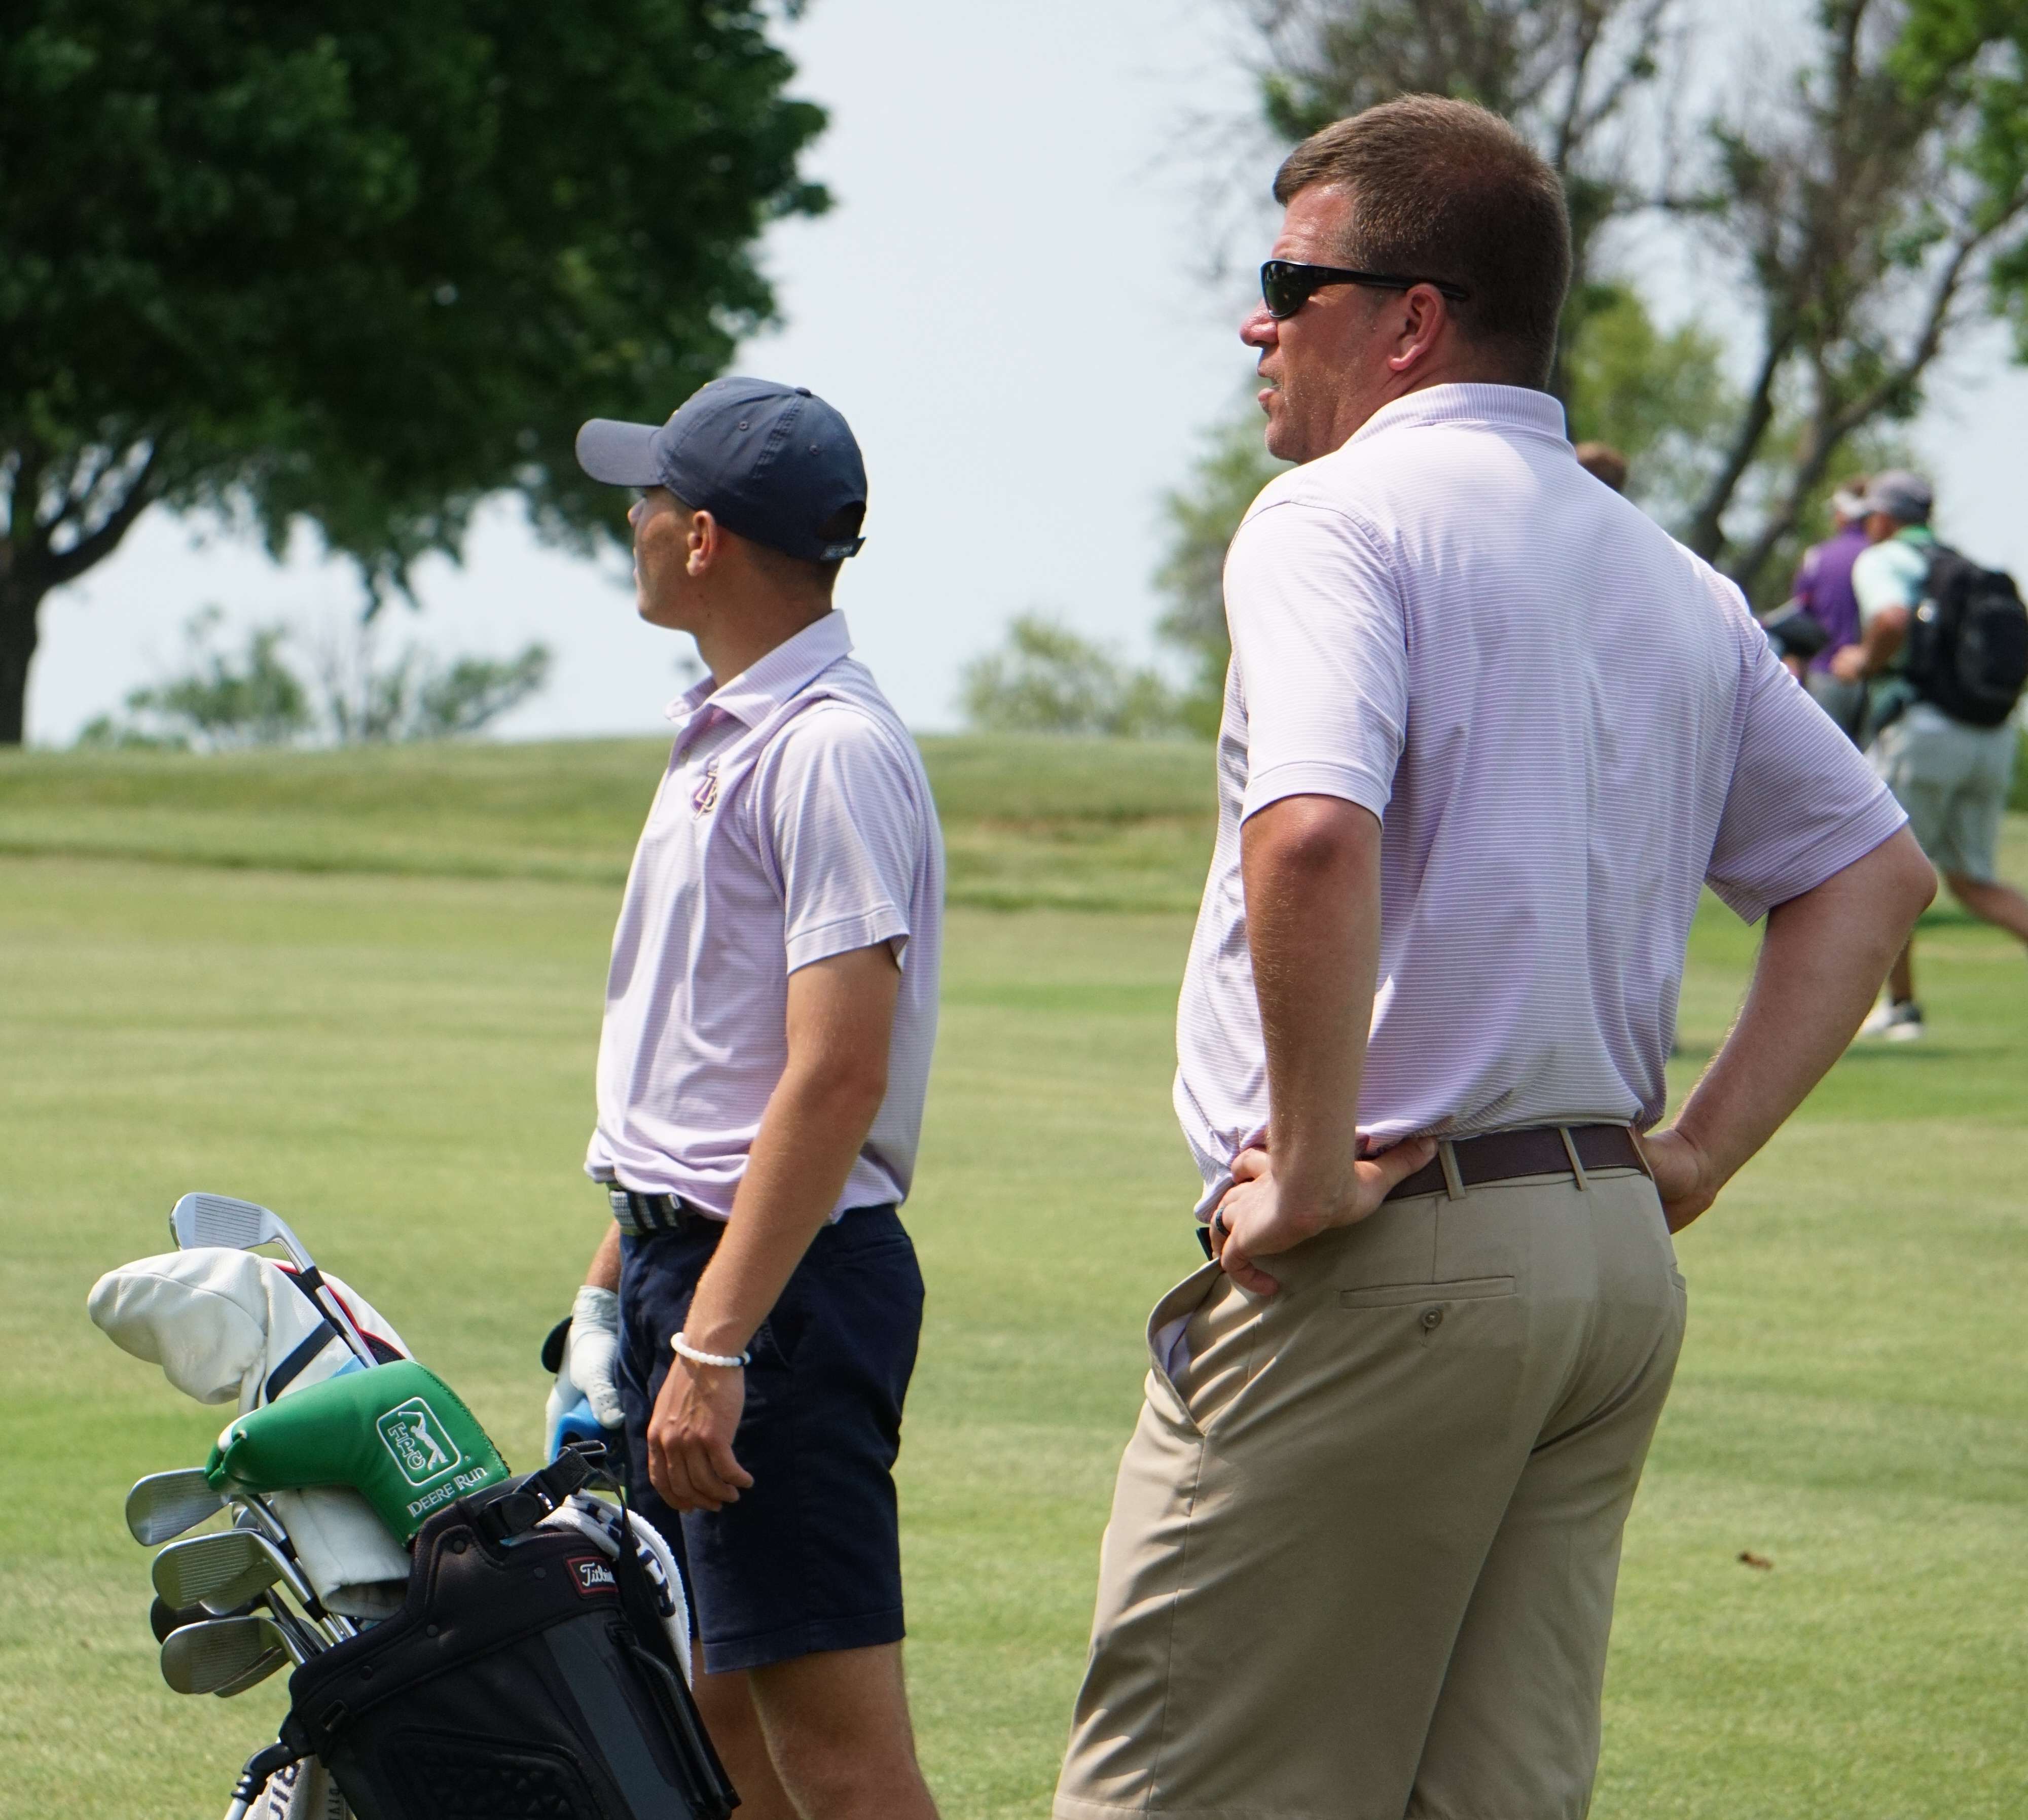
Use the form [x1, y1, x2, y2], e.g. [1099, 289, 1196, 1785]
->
[1831, 470, 2028, 1038]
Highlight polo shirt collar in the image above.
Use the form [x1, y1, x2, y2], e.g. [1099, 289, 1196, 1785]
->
[1348, 383, 1568, 450]
[665, 610, 854, 732]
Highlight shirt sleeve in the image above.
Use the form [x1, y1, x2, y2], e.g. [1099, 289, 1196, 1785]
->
[1851, 540, 1920, 626]
[1706, 609, 1908, 922]
[755, 704, 923, 973]
[1225, 497, 1407, 823]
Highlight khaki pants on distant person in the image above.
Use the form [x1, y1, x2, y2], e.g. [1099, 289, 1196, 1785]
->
[1054, 1167, 1686, 1820]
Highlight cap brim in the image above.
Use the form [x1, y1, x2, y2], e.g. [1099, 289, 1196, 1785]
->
[574, 418, 661, 486]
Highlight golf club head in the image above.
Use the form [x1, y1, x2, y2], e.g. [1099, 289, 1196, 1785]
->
[210, 1649, 286, 1699]
[160, 1616, 287, 1695]
[169, 1192, 295, 1260]
[154, 1529, 291, 1614]
[126, 1470, 224, 1546]
[151, 1592, 258, 1643]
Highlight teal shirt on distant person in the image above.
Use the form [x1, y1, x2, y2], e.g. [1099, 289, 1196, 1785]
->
[1851, 524, 1938, 673]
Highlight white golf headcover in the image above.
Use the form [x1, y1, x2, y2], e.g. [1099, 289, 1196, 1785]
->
[87, 1247, 408, 1412]
[88, 1248, 413, 1603]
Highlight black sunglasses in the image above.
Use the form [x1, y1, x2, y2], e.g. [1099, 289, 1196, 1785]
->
[1260, 258, 1470, 318]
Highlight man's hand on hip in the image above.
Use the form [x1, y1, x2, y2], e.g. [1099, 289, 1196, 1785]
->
[1637, 1127, 1721, 1233]
[648, 1354, 755, 1513]
[1210, 1136, 1436, 1296]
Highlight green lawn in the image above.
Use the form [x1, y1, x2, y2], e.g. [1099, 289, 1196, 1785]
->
[1, 738, 2023, 1818]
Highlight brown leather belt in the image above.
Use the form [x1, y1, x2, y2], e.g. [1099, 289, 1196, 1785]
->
[1384, 1123, 1648, 1203]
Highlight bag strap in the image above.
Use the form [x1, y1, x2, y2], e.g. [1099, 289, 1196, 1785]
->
[606, 1479, 738, 1816]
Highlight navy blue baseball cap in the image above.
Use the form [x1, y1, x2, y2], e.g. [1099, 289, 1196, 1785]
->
[575, 377, 867, 562]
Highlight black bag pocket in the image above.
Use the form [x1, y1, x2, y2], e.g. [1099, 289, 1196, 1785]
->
[287, 1500, 735, 1820]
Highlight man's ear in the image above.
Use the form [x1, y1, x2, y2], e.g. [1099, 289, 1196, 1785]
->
[1386, 285, 1450, 377]
[686, 509, 721, 578]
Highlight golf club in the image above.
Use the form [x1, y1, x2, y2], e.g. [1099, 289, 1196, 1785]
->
[210, 1647, 287, 1699]
[168, 1191, 376, 1368]
[154, 1528, 317, 1617]
[160, 1616, 289, 1696]
[260, 1594, 330, 1662]
[149, 1592, 249, 1644]
[227, 1497, 361, 1639]
[125, 1468, 224, 1546]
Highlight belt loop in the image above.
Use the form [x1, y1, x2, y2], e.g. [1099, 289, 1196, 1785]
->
[1559, 1126, 1590, 1191]
[1438, 1140, 1466, 1202]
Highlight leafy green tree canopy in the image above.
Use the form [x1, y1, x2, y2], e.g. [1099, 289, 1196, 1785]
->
[961, 614, 1183, 739]
[0, 1, 828, 741]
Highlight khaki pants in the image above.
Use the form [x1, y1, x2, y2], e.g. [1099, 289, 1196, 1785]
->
[1055, 1168, 1685, 1820]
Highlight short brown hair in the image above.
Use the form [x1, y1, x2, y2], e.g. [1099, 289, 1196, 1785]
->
[1273, 96, 1571, 387]
[1574, 442, 1628, 492]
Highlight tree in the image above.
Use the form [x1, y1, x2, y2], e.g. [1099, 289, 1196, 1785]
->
[1679, 0, 2028, 593]
[78, 607, 551, 747]
[0, 2, 828, 742]
[316, 626, 552, 743]
[1562, 284, 1736, 519]
[1153, 412, 1290, 735]
[79, 610, 311, 749]
[960, 614, 1183, 738]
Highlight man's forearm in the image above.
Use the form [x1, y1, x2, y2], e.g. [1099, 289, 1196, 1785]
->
[1671, 828, 1934, 1189]
[1242, 795, 1385, 1215]
[679, 1055, 888, 1360]
[584, 1223, 622, 1292]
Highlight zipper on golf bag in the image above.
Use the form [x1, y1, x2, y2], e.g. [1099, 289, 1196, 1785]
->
[277, 1444, 737, 1820]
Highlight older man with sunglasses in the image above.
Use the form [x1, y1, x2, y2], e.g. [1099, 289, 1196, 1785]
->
[1052, 96, 1933, 1820]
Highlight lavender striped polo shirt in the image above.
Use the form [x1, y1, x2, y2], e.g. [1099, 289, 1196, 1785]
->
[587, 611, 944, 1220]
[1176, 384, 1906, 1215]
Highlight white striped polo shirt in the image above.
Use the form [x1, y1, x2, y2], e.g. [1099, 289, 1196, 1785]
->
[586, 611, 944, 1219]
[1176, 384, 1906, 1215]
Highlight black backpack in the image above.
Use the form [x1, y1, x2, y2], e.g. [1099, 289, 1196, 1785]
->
[1902, 546, 2028, 727]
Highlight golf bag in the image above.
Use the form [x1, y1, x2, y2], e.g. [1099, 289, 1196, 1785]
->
[277, 1449, 737, 1820]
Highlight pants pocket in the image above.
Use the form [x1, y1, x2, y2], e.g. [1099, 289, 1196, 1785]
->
[1337, 1275, 1515, 1309]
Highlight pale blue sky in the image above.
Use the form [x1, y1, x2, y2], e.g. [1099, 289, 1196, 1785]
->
[27, 0, 2028, 744]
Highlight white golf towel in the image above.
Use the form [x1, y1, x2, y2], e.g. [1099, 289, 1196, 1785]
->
[88, 1248, 413, 1607]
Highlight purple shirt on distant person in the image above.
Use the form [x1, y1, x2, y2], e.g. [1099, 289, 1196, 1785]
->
[1792, 521, 1867, 674]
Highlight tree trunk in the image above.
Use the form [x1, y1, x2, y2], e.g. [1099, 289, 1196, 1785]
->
[0, 573, 46, 746]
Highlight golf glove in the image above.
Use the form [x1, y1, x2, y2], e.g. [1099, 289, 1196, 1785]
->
[561, 1284, 624, 1429]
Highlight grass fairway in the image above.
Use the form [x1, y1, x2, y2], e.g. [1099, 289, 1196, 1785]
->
[2, 739, 2025, 1818]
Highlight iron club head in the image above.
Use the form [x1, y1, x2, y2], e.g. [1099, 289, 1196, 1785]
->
[168, 1193, 306, 1266]
[167, 1191, 377, 1367]
[126, 1470, 224, 1546]
[160, 1616, 288, 1696]
[154, 1528, 311, 1615]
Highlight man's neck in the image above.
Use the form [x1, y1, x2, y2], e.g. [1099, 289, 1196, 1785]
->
[1329, 363, 1532, 454]
[694, 601, 832, 692]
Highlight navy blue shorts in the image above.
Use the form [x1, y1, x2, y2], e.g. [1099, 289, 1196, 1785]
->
[615, 1206, 924, 1674]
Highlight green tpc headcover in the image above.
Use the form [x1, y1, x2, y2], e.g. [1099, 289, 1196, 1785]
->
[207, 1360, 510, 1545]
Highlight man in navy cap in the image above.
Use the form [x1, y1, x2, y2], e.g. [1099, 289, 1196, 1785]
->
[552, 378, 945, 1820]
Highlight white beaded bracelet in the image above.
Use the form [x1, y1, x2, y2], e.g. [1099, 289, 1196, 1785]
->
[672, 1331, 751, 1370]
